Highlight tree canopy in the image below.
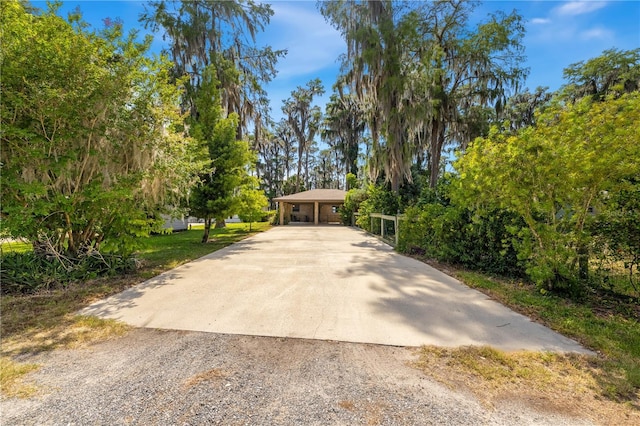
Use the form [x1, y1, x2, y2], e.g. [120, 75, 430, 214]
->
[141, 0, 285, 139]
[0, 0, 200, 256]
[456, 92, 640, 288]
[320, 0, 527, 190]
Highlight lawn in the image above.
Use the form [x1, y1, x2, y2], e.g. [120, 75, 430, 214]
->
[136, 222, 270, 278]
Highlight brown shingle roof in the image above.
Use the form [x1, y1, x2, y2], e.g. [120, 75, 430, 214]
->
[273, 189, 347, 203]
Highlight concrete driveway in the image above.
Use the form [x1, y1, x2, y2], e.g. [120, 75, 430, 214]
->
[82, 226, 591, 352]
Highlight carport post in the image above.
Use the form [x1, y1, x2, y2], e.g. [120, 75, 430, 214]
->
[279, 202, 284, 225]
[314, 201, 319, 225]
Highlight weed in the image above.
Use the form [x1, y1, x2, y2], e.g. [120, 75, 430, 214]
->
[453, 270, 640, 400]
[0, 357, 39, 398]
[183, 368, 228, 389]
[338, 400, 356, 411]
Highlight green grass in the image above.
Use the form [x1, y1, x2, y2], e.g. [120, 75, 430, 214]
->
[456, 270, 640, 400]
[0, 222, 271, 356]
[0, 240, 32, 254]
[136, 222, 270, 277]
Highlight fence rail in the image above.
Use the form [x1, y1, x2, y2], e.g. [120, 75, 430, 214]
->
[353, 212, 405, 247]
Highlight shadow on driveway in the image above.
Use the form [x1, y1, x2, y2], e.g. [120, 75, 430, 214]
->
[82, 226, 592, 353]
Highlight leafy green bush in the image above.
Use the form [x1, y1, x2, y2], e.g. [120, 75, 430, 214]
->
[339, 188, 368, 225]
[260, 210, 277, 223]
[455, 93, 640, 292]
[355, 184, 400, 232]
[1, 2, 199, 261]
[1, 251, 137, 295]
[589, 177, 640, 294]
[398, 179, 524, 277]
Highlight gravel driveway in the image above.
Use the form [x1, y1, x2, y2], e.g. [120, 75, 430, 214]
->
[1, 329, 592, 425]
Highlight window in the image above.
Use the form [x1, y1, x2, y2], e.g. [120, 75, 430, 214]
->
[332, 206, 339, 214]
[292, 204, 300, 212]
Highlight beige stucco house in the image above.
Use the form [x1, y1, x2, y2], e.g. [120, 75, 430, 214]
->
[274, 189, 347, 225]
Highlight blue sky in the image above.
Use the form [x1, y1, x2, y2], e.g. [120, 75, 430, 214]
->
[41, 1, 640, 122]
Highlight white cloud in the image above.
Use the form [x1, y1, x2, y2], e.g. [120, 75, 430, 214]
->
[580, 26, 614, 40]
[554, 1, 608, 16]
[530, 18, 551, 25]
[268, 2, 345, 79]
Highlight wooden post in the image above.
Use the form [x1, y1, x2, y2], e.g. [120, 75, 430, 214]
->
[381, 217, 385, 239]
[395, 215, 399, 247]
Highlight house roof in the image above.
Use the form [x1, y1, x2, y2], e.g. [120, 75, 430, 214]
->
[273, 189, 347, 203]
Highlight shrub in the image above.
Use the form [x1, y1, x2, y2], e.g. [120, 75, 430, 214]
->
[398, 203, 524, 277]
[355, 184, 400, 232]
[1, 251, 138, 295]
[259, 210, 277, 223]
[339, 188, 368, 225]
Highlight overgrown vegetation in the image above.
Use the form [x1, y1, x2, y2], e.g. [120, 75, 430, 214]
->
[343, 48, 640, 300]
[0, 0, 276, 286]
[1, 251, 138, 295]
[457, 92, 640, 293]
[1, 1, 202, 261]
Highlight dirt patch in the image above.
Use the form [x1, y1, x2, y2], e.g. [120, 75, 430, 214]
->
[413, 346, 640, 426]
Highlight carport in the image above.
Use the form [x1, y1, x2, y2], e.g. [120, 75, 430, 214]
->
[274, 189, 346, 225]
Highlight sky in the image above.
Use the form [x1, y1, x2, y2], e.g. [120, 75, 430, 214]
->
[40, 0, 640, 123]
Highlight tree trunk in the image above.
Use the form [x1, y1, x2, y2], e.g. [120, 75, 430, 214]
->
[429, 122, 444, 188]
[201, 218, 211, 243]
[296, 150, 303, 193]
[391, 173, 400, 193]
[215, 218, 226, 228]
[577, 244, 589, 281]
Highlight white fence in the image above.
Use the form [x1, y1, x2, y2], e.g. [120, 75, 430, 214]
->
[353, 212, 405, 247]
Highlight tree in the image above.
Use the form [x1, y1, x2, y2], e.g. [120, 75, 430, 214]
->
[237, 181, 268, 231]
[320, 0, 411, 192]
[274, 119, 296, 181]
[0, 1, 200, 257]
[502, 86, 553, 132]
[142, 1, 281, 241]
[141, 0, 285, 136]
[313, 149, 339, 189]
[322, 79, 366, 184]
[455, 92, 640, 290]
[253, 129, 285, 208]
[188, 68, 255, 243]
[417, 0, 526, 187]
[281, 79, 325, 193]
[562, 48, 640, 101]
[320, 0, 526, 189]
